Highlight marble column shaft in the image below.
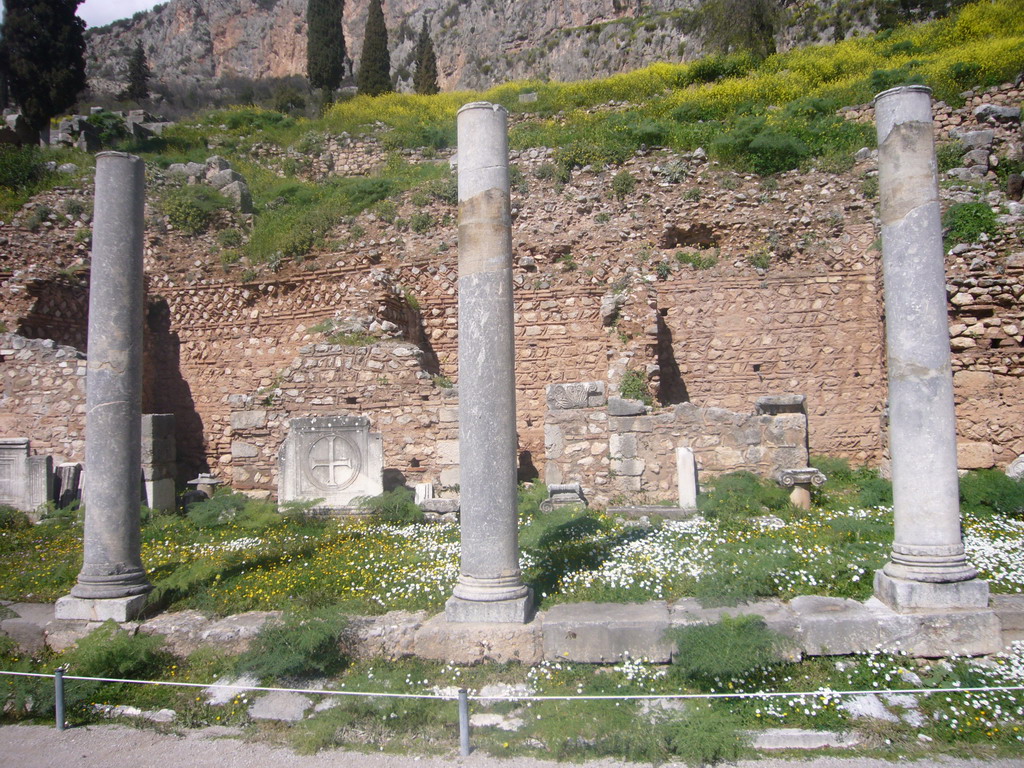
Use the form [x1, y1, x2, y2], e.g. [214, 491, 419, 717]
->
[446, 102, 531, 622]
[71, 152, 151, 600]
[873, 86, 986, 610]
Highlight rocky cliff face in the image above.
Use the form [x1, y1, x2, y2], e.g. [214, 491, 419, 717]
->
[85, 0, 705, 96]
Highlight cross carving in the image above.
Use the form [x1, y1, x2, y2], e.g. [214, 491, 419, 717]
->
[309, 436, 356, 488]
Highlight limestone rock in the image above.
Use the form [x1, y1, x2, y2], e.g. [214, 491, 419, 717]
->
[208, 169, 244, 190]
[973, 104, 1021, 124]
[249, 691, 312, 721]
[138, 609, 212, 656]
[221, 180, 253, 213]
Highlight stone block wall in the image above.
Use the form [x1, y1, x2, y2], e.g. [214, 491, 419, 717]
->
[545, 393, 808, 505]
[0, 333, 86, 464]
[656, 256, 887, 465]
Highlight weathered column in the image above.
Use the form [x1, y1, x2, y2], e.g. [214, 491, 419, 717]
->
[676, 446, 697, 509]
[56, 152, 151, 622]
[872, 86, 988, 611]
[446, 102, 532, 623]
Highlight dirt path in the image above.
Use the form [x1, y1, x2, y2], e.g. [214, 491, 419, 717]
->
[3, 724, 1023, 768]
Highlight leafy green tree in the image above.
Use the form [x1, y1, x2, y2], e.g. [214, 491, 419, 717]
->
[684, 0, 784, 61]
[0, 0, 88, 140]
[356, 0, 392, 96]
[412, 18, 438, 95]
[306, 0, 345, 105]
[125, 41, 151, 101]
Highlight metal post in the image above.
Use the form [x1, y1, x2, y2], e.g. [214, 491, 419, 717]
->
[458, 688, 471, 756]
[54, 668, 66, 731]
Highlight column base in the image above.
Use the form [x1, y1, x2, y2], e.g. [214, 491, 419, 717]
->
[874, 570, 989, 612]
[55, 593, 149, 622]
[445, 590, 533, 624]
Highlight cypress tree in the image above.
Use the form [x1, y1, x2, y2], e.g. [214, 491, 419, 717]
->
[356, 0, 392, 96]
[0, 0, 88, 139]
[306, 0, 345, 104]
[125, 41, 151, 101]
[412, 18, 438, 95]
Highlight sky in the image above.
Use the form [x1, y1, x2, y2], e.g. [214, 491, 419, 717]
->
[78, 0, 163, 28]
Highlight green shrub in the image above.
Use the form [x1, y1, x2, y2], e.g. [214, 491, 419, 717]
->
[943, 201, 999, 247]
[676, 249, 718, 269]
[936, 141, 965, 172]
[0, 145, 46, 189]
[424, 174, 458, 205]
[664, 703, 749, 766]
[24, 205, 52, 232]
[85, 111, 130, 147]
[409, 211, 434, 233]
[67, 620, 169, 679]
[668, 614, 787, 683]
[517, 481, 549, 522]
[610, 169, 637, 200]
[697, 471, 791, 519]
[713, 116, 810, 175]
[236, 608, 351, 680]
[372, 199, 398, 222]
[162, 186, 231, 235]
[0, 505, 30, 530]
[960, 469, 1024, 519]
[857, 474, 894, 509]
[27, 620, 175, 717]
[535, 161, 571, 185]
[187, 491, 256, 527]
[217, 228, 243, 247]
[356, 486, 424, 525]
[619, 369, 652, 406]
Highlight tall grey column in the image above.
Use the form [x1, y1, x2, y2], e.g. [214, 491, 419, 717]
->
[56, 152, 151, 622]
[446, 102, 532, 623]
[872, 86, 988, 611]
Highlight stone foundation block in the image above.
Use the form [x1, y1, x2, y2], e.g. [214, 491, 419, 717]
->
[414, 613, 543, 664]
[543, 601, 673, 662]
[445, 593, 533, 624]
[791, 595, 1001, 657]
[874, 571, 990, 611]
[54, 594, 148, 622]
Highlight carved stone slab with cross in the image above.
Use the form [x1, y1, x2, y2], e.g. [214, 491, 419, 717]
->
[277, 416, 383, 509]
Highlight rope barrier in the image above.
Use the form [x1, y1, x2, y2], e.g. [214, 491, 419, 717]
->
[2, 668, 1022, 703]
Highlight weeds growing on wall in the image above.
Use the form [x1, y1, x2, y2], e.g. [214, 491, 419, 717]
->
[942, 201, 1001, 248]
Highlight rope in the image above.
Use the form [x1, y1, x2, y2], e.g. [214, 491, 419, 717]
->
[2, 669, 1022, 703]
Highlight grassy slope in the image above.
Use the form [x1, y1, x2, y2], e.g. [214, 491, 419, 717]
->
[124, 0, 1023, 268]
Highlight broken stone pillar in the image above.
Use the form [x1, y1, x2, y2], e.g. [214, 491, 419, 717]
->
[141, 414, 176, 513]
[57, 152, 151, 622]
[676, 446, 697, 509]
[777, 468, 826, 511]
[872, 86, 988, 611]
[446, 102, 532, 623]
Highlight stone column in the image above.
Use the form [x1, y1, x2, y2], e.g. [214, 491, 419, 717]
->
[446, 102, 532, 623]
[676, 447, 697, 509]
[56, 152, 151, 622]
[872, 86, 988, 611]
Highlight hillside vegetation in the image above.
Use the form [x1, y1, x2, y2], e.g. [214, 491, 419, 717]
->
[1, 0, 1022, 271]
